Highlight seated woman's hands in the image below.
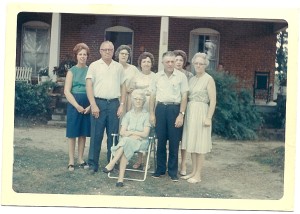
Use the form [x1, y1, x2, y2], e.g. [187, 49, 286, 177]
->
[122, 131, 143, 140]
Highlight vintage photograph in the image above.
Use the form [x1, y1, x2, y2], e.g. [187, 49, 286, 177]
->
[1, 2, 298, 213]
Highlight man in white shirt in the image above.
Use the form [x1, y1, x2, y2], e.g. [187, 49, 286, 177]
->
[149, 51, 188, 181]
[86, 41, 126, 173]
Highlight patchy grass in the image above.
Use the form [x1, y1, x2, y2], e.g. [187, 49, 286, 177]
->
[13, 145, 232, 198]
[249, 146, 285, 173]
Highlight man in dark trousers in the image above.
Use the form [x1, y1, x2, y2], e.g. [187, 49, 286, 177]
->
[149, 51, 188, 181]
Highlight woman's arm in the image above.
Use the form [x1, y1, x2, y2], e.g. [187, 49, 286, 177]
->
[120, 126, 151, 139]
[204, 77, 217, 126]
[64, 70, 84, 113]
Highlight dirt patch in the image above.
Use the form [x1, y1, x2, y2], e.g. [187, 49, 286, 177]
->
[13, 125, 284, 199]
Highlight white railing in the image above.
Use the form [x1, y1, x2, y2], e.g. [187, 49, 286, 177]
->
[15, 67, 32, 83]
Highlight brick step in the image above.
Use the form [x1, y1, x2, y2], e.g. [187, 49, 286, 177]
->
[52, 114, 67, 121]
[47, 120, 66, 127]
[54, 107, 67, 114]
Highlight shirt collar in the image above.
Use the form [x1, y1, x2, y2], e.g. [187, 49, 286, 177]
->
[158, 68, 180, 76]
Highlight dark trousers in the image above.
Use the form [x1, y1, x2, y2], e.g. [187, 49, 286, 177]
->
[155, 103, 182, 177]
[88, 98, 120, 171]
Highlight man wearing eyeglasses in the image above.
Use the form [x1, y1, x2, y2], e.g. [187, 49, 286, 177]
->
[86, 40, 126, 174]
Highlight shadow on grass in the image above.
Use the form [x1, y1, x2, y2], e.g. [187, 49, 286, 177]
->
[13, 145, 232, 198]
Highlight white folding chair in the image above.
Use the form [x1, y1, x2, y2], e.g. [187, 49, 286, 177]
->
[108, 131, 156, 182]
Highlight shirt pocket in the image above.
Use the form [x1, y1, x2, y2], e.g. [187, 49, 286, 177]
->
[171, 79, 181, 95]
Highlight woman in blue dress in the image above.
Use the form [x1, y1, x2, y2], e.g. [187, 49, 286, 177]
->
[102, 89, 151, 187]
[64, 43, 91, 171]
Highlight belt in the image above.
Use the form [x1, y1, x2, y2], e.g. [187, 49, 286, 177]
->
[96, 97, 119, 102]
[157, 101, 180, 106]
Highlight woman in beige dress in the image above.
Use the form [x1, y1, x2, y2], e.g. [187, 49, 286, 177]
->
[173, 49, 194, 176]
[115, 45, 139, 112]
[181, 52, 216, 184]
[129, 52, 156, 169]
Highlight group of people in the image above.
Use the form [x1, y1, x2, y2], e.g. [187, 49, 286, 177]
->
[64, 40, 216, 188]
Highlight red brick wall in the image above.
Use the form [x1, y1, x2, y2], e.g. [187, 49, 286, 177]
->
[16, 13, 279, 100]
[169, 18, 277, 98]
[60, 14, 161, 71]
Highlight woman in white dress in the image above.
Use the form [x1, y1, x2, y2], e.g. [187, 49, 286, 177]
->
[173, 49, 194, 176]
[129, 52, 156, 169]
[102, 89, 151, 187]
[115, 45, 139, 112]
[181, 52, 216, 184]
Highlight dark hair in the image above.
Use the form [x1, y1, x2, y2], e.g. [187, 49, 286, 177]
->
[115, 45, 132, 62]
[137, 52, 155, 70]
[173, 50, 187, 67]
[73, 43, 90, 61]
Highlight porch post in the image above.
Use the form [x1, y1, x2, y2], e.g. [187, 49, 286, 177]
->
[158, 17, 169, 72]
[49, 13, 61, 80]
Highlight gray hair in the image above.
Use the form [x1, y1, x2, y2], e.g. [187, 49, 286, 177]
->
[131, 89, 146, 103]
[192, 52, 210, 67]
[162, 51, 175, 59]
[100, 40, 114, 50]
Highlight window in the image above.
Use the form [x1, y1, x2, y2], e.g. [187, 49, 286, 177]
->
[21, 21, 50, 76]
[189, 28, 220, 73]
[105, 26, 134, 63]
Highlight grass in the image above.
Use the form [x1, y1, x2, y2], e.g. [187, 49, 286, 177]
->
[13, 143, 232, 198]
[249, 146, 285, 173]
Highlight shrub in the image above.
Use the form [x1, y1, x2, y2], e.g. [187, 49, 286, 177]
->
[274, 94, 286, 129]
[208, 70, 263, 140]
[14, 82, 55, 121]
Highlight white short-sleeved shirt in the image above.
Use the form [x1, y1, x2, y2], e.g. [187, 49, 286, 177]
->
[86, 59, 125, 99]
[151, 69, 189, 103]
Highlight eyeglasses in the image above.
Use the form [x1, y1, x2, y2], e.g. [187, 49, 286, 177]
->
[120, 52, 129, 56]
[133, 98, 144, 101]
[193, 62, 206, 66]
[100, 49, 113, 52]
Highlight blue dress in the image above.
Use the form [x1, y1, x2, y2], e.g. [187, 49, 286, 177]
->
[66, 66, 91, 138]
[111, 109, 151, 160]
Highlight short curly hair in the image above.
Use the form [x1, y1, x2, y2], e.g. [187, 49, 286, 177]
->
[137, 52, 155, 70]
[114, 45, 131, 62]
[173, 50, 187, 67]
[73, 43, 90, 61]
[191, 52, 210, 67]
[131, 89, 146, 103]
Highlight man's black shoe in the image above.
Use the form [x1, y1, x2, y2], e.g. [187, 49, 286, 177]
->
[151, 172, 165, 178]
[170, 175, 179, 182]
[89, 168, 98, 175]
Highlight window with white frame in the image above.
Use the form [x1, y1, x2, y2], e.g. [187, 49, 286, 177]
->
[189, 28, 220, 73]
[21, 21, 50, 76]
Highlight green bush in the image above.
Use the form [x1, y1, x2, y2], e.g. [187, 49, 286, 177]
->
[208, 71, 263, 140]
[14, 81, 55, 121]
[274, 94, 286, 129]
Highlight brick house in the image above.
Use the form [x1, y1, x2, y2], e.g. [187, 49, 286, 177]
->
[16, 12, 287, 102]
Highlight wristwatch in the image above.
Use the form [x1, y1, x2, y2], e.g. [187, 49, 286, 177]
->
[180, 111, 185, 116]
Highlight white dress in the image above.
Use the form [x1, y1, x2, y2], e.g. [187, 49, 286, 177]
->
[131, 71, 155, 111]
[181, 73, 213, 154]
[123, 64, 139, 111]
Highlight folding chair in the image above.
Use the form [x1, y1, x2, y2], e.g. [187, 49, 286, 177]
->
[108, 129, 156, 182]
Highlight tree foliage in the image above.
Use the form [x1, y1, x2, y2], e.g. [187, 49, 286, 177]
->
[275, 30, 288, 86]
[208, 71, 263, 140]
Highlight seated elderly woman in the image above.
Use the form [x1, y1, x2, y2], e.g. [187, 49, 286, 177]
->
[102, 89, 151, 187]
